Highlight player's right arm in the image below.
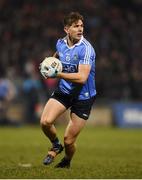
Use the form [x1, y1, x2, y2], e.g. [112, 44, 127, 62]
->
[53, 51, 59, 59]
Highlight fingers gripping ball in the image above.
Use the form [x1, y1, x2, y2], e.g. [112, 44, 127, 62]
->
[40, 57, 62, 78]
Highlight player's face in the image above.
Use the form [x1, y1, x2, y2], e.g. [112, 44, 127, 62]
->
[65, 20, 84, 43]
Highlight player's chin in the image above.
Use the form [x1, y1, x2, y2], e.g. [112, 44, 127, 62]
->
[75, 35, 82, 41]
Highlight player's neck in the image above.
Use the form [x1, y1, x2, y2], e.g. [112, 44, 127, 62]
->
[67, 36, 79, 47]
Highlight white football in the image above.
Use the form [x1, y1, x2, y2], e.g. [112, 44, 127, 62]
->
[40, 57, 62, 78]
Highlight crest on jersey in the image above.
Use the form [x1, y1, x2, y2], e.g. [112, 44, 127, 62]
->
[66, 54, 70, 61]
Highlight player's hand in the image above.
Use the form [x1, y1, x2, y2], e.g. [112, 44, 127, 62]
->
[40, 65, 58, 78]
[40, 69, 48, 79]
[46, 66, 58, 78]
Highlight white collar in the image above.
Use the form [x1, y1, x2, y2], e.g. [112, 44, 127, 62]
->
[63, 36, 83, 49]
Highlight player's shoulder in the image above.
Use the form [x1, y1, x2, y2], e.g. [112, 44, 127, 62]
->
[57, 36, 66, 45]
[81, 37, 93, 48]
[80, 37, 95, 54]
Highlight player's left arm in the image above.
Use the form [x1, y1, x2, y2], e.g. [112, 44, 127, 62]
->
[53, 50, 91, 83]
[57, 64, 91, 84]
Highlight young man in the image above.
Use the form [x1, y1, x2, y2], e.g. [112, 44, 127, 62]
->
[40, 12, 96, 168]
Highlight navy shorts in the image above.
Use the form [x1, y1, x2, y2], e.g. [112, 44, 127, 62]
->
[51, 90, 95, 120]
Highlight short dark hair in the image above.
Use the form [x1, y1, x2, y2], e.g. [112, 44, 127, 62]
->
[63, 12, 84, 27]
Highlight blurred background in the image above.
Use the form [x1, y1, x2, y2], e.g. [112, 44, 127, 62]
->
[0, 0, 142, 128]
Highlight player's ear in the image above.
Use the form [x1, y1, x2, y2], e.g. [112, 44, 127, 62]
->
[64, 26, 69, 34]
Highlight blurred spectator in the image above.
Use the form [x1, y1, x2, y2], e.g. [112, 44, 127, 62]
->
[22, 60, 42, 124]
[0, 70, 16, 125]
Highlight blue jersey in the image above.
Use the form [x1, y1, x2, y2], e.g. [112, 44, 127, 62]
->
[56, 36, 96, 100]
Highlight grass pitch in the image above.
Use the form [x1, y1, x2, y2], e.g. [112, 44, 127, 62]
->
[0, 125, 142, 179]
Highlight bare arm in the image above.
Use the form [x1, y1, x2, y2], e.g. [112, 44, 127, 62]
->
[53, 52, 59, 58]
[53, 51, 91, 84]
[57, 64, 91, 84]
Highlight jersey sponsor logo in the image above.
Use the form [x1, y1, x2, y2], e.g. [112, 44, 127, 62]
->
[62, 63, 77, 73]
